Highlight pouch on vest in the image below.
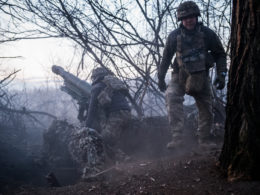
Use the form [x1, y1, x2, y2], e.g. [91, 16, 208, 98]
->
[103, 75, 128, 91]
[185, 71, 206, 95]
[182, 49, 206, 73]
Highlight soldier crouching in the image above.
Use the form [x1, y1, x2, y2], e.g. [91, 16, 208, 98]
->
[86, 67, 131, 164]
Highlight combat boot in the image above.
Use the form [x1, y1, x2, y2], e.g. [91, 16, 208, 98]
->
[166, 139, 183, 149]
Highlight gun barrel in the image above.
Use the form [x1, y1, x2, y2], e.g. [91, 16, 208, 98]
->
[52, 65, 92, 98]
[52, 65, 64, 75]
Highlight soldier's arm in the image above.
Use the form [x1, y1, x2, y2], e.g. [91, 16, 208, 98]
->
[158, 32, 177, 81]
[85, 85, 103, 128]
[208, 30, 227, 74]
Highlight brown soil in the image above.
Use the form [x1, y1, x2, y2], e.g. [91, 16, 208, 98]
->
[12, 148, 260, 195]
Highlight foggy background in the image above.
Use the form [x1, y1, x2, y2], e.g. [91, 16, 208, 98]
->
[0, 0, 230, 191]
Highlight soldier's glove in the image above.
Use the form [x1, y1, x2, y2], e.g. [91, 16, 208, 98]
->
[214, 72, 226, 90]
[158, 79, 167, 92]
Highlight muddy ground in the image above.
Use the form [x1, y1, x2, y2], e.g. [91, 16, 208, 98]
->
[6, 146, 260, 195]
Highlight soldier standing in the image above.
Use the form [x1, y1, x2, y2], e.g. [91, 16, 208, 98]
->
[86, 67, 131, 160]
[158, 1, 227, 149]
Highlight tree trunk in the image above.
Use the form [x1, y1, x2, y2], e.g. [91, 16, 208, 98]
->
[219, 0, 260, 181]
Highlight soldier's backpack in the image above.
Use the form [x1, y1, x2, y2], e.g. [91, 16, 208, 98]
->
[97, 75, 128, 106]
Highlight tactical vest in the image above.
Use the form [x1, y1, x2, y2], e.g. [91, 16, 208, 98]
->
[176, 26, 206, 73]
[97, 75, 128, 106]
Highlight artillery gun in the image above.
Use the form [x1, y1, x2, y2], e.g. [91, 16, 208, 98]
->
[52, 65, 91, 100]
[52, 65, 143, 120]
[52, 65, 92, 122]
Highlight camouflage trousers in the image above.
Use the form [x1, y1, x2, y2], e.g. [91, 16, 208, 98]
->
[100, 110, 131, 147]
[165, 70, 213, 141]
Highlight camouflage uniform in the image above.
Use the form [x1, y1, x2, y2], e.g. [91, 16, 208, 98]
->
[165, 69, 213, 143]
[101, 110, 131, 147]
[86, 67, 131, 159]
[158, 1, 227, 148]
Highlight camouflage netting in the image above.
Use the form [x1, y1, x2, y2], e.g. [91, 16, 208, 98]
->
[68, 127, 106, 173]
[43, 120, 109, 180]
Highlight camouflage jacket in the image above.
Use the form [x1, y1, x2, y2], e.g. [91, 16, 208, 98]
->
[86, 77, 130, 128]
[158, 22, 227, 81]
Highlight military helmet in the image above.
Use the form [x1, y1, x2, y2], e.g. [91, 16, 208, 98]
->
[177, 1, 201, 21]
[91, 67, 112, 81]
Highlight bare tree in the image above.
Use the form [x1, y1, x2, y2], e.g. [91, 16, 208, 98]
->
[219, 0, 260, 181]
[0, 0, 231, 114]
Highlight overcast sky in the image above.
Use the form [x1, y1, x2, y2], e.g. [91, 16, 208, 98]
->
[1, 37, 79, 89]
[2, 38, 70, 77]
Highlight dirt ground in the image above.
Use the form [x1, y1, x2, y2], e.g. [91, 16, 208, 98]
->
[10, 146, 260, 195]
